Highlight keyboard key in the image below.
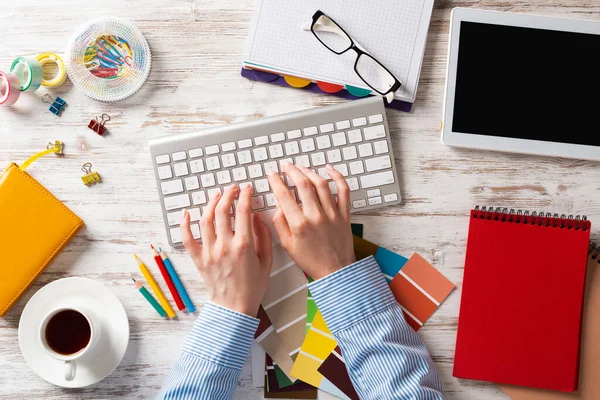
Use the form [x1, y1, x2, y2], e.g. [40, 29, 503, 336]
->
[384, 193, 399, 203]
[352, 117, 367, 127]
[333, 163, 349, 177]
[285, 141, 300, 155]
[185, 176, 200, 191]
[173, 162, 189, 177]
[221, 153, 236, 168]
[255, 179, 270, 193]
[222, 142, 236, 152]
[269, 144, 284, 158]
[349, 161, 364, 175]
[363, 125, 386, 140]
[157, 165, 172, 180]
[287, 130, 302, 139]
[189, 159, 205, 174]
[369, 114, 383, 124]
[374, 140, 389, 154]
[295, 155, 310, 168]
[187, 207, 201, 222]
[265, 193, 277, 207]
[279, 158, 293, 170]
[170, 227, 182, 244]
[316, 136, 331, 149]
[172, 151, 187, 161]
[205, 156, 220, 171]
[167, 210, 183, 226]
[192, 190, 207, 205]
[237, 150, 252, 165]
[332, 132, 347, 147]
[205, 145, 220, 155]
[208, 188, 222, 200]
[248, 164, 263, 179]
[164, 193, 190, 211]
[217, 170, 231, 185]
[263, 161, 278, 175]
[161, 179, 184, 195]
[320, 123, 334, 133]
[251, 195, 265, 210]
[365, 155, 392, 172]
[189, 148, 204, 158]
[328, 181, 338, 194]
[358, 143, 373, 157]
[253, 147, 268, 162]
[368, 197, 383, 206]
[156, 154, 170, 164]
[303, 126, 318, 136]
[200, 173, 216, 187]
[343, 146, 358, 160]
[311, 152, 326, 167]
[353, 199, 367, 209]
[255, 136, 269, 145]
[336, 120, 351, 130]
[301, 138, 315, 152]
[239, 182, 254, 193]
[286, 175, 296, 187]
[348, 129, 362, 143]
[367, 189, 381, 198]
[232, 167, 247, 182]
[360, 171, 395, 189]
[327, 149, 342, 163]
[346, 177, 359, 191]
[271, 132, 285, 142]
[318, 168, 329, 179]
[190, 223, 201, 239]
[238, 139, 252, 149]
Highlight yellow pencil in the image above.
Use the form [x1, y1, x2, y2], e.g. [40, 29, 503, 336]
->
[134, 254, 176, 318]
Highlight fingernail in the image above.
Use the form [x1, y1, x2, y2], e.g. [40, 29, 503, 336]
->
[227, 184, 238, 191]
[267, 170, 276, 176]
[326, 164, 334, 171]
[181, 210, 189, 219]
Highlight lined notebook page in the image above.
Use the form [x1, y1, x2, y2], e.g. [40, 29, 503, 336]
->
[243, 0, 434, 102]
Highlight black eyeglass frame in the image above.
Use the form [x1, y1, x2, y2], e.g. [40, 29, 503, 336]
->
[310, 10, 402, 97]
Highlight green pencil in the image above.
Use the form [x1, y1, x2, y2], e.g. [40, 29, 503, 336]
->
[132, 277, 167, 318]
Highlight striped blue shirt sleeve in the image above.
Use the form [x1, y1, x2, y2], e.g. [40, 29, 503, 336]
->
[309, 255, 444, 400]
[157, 301, 259, 400]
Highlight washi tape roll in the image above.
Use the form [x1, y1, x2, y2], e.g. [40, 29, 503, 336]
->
[0, 71, 21, 105]
[10, 56, 43, 91]
[36, 52, 67, 87]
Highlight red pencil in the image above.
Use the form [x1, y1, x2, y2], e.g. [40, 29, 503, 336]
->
[151, 244, 185, 311]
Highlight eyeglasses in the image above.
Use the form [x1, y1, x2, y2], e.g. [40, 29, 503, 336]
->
[303, 10, 402, 103]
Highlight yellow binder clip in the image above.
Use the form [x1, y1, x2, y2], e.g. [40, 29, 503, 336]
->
[81, 162, 101, 185]
[47, 140, 64, 155]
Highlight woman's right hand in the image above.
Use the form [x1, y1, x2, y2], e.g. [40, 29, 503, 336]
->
[267, 163, 356, 280]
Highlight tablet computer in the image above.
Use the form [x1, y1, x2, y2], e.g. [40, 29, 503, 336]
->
[442, 8, 600, 161]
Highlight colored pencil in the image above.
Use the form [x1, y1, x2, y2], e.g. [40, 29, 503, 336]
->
[151, 244, 185, 311]
[132, 277, 167, 318]
[159, 247, 196, 313]
[134, 254, 176, 318]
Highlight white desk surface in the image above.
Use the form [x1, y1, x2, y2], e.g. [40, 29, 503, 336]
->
[1, 1, 598, 399]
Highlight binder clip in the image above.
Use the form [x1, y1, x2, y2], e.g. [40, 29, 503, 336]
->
[88, 113, 110, 136]
[81, 162, 101, 185]
[42, 94, 67, 116]
[47, 140, 64, 155]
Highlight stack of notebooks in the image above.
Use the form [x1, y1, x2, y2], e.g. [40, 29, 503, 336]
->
[252, 224, 456, 398]
[454, 207, 596, 397]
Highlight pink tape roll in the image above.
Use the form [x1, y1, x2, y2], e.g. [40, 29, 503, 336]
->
[0, 71, 21, 106]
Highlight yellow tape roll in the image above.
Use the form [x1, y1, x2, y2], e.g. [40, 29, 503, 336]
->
[36, 52, 67, 87]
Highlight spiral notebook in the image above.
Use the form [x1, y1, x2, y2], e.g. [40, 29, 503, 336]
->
[454, 207, 591, 392]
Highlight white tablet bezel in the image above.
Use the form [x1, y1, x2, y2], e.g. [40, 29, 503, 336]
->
[441, 8, 600, 161]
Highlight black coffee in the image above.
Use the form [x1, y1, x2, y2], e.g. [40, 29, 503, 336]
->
[45, 310, 91, 355]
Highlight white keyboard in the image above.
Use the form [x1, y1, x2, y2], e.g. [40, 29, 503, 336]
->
[149, 97, 402, 247]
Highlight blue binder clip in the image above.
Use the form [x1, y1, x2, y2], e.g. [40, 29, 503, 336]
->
[42, 93, 67, 116]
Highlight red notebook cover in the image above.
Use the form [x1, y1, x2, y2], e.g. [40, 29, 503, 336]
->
[453, 207, 591, 392]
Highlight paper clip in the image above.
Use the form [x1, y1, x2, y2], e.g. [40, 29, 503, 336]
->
[81, 162, 101, 185]
[88, 113, 110, 136]
[42, 94, 67, 116]
[47, 140, 64, 155]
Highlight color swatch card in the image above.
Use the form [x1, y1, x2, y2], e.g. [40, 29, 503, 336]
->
[265, 356, 318, 399]
[454, 208, 591, 392]
[318, 347, 360, 400]
[255, 306, 296, 381]
[353, 235, 408, 281]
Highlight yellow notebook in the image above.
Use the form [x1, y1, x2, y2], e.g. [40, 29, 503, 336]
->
[0, 146, 84, 317]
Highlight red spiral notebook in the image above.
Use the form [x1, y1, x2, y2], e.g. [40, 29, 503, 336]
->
[453, 207, 591, 392]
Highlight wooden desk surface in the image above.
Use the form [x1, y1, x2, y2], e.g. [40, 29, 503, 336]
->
[1, 1, 598, 398]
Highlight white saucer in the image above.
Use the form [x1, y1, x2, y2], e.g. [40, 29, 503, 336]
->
[19, 277, 129, 388]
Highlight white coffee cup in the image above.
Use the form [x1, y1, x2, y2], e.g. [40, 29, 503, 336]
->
[39, 307, 102, 381]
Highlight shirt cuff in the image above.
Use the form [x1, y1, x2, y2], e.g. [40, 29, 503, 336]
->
[309, 255, 397, 334]
[182, 301, 259, 370]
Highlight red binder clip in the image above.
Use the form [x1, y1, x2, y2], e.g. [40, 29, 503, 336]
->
[88, 113, 110, 135]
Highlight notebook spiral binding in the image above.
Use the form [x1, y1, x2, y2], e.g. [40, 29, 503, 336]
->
[473, 206, 589, 231]
[590, 242, 600, 262]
